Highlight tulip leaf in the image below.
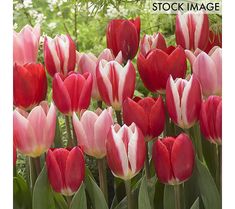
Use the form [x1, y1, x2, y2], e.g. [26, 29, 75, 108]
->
[138, 176, 151, 209]
[163, 185, 175, 209]
[190, 197, 200, 209]
[153, 180, 165, 209]
[32, 165, 55, 209]
[195, 158, 221, 209]
[84, 175, 108, 209]
[13, 175, 32, 209]
[53, 193, 68, 209]
[70, 183, 87, 209]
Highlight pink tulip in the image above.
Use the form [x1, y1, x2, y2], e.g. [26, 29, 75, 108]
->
[13, 24, 40, 65]
[44, 34, 76, 77]
[96, 60, 136, 110]
[13, 102, 56, 157]
[140, 33, 167, 57]
[77, 49, 122, 100]
[166, 75, 202, 129]
[175, 11, 209, 51]
[72, 107, 113, 159]
[186, 47, 222, 97]
[106, 123, 146, 180]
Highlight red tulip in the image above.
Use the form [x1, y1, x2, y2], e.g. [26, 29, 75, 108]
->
[44, 34, 76, 77]
[205, 30, 222, 53]
[106, 123, 146, 180]
[137, 46, 187, 93]
[166, 75, 202, 129]
[200, 96, 222, 144]
[123, 97, 165, 141]
[96, 60, 136, 110]
[46, 147, 85, 196]
[14, 24, 40, 65]
[106, 17, 140, 62]
[14, 102, 56, 157]
[52, 72, 92, 115]
[140, 33, 167, 57]
[175, 11, 209, 51]
[77, 48, 122, 100]
[13, 63, 47, 110]
[73, 107, 113, 159]
[152, 133, 195, 185]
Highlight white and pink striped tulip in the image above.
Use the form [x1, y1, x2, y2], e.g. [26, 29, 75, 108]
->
[175, 11, 209, 51]
[44, 34, 76, 77]
[13, 24, 40, 65]
[166, 75, 202, 129]
[96, 60, 136, 110]
[13, 102, 56, 157]
[106, 123, 146, 180]
[77, 49, 122, 100]
[72, 107, 113, 159]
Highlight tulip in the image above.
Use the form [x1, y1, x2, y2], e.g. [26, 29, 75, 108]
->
[200, 96, 222, 144]
[13, 63, 47, 110]
[77, 49, 122, 100]
[123, 97, 165, 141]
[72, 107, 113, 158]
[166, 75, 202, 129]
[106, 17, 140, 62]
[52, 72, 92, 115]
[44, 34, 76, 77]
[140, 33, 167, 57]
[191, 47, 222, 97]
[106, 123, 146, 180]
[137, 46, 187, 93]
[13, 102, 56, 157]
[46, 147, 85, 196]
[205, 30, 222, 53]
[96, 60, 136, 110]
[175, 11, 209, 51]
[14, 24, 40, 65]
[152, 133, 195, 185]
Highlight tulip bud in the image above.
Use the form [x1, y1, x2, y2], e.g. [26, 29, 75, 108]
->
[166, 75, 202, 129]
[13, 63, 47, 110]
[137, 46, 187, 93]
[96, 60, 136, 110]
[106, 123, 146, 180]
[52, 72, 92, 115]
[106, 17, 140, 62]
[175, 11, 209, 51]
[72, 107, 113, 159]
[123, 97, 165, 141]
[205, 30, 222, 53]
[192, 48, 222, 97]
[200, 96, 222, 144]
[14, 24, 40, 65]
[46, 147, 85, 196]
[140, 33, 167, 57]
[77, 49, 122, 100]
[152, 133, 195, 185]
[14, 102, 56, 157]
[44, 34, 76, 77]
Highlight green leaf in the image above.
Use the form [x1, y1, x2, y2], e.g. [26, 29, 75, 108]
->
[153, 180, 164, 209]
[163, 185, 175, 209]
[196, 158, 221, 209]
[53, 192, 68, 209]
[70, 183, 87, 209]
[32, 165, 55, 209]
[138, 177, 151, 209]
[13, 175, 32, 209]
[84, 175, 108, 209]
[190, 197, 199, 209]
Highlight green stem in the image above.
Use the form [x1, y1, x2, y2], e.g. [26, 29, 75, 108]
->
[115, 110, 122, 126]
[125, 179, 132, 209]
[218, 145, 222, 194]
[29, 157, 37, 191]
[66, 196, 72, 207]
[193, 124, 204, 162]
[174, 184, 181, 209]
[145, 143, 151, 179]
[65, 115, 74, 147]
[33, 156, 41, 176]
[97, 158, 108, 202]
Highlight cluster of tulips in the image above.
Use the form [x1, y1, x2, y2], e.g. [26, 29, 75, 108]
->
[13, 11, 222, 209]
